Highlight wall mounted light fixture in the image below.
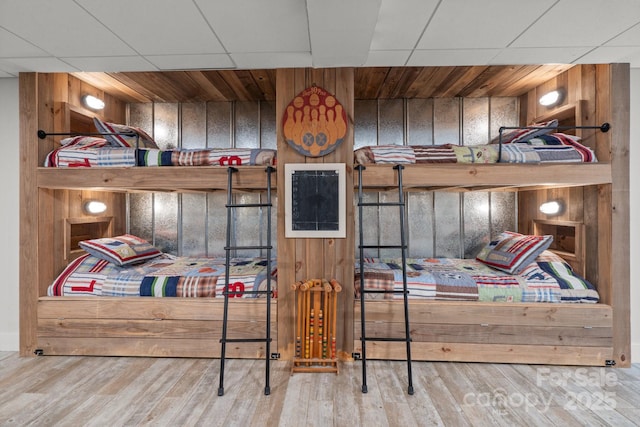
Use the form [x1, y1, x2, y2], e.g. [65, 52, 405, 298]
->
[539, 200, 563, 216]
[538, 89, 563, 107]
[83, 200, 107, 215]
[82, 94, 105, 110]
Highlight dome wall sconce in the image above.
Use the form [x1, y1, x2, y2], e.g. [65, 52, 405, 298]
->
[82, 94, 105, 110]
[83, 200, 107, 215]
[539, 200, 564, 216]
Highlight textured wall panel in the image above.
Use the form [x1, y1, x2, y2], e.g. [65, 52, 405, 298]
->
[463, 192, 490, 258]
[181, 102, 206, 149]
[129, 193, 152, 242]
[434, 192, 461, 257]
[407, 98, 433, 146]
[154, 103, 179, 149]
[378, 99, 404, 146]
[261, 101, 277, 149]
[463, 98, 489, 146]
[354, 100, 377, 149]
[207, 102, 232, 148]
[154, 192, 178, 254]
[490, 97, 519, 140]
[181, 193, 207, 256]
[129, 103, 153, 136]
[433, 98, 460, 145]
[207, 193, 228, 256]
[491, 192, 517, 238]
[407, 193, 434, 257]
[235, 101, 259, 149]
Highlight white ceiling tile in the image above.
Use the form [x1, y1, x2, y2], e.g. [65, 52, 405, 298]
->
[144, 54, 235, 71]
[307, 0, 382, 67]
[0, 28, 48, 57]
[77, 0, 224, 56]
[576, 46, 640, 65]
[407, 49, 500, 66]
[0, 0, 136, 57]
[0, 56, 79, 73]
[513, 0, 640, 48]
[364, 50, 412, 67]
[606, 21, 640, 46]
[60, 56, 157, 72]
[490, 47, 593, 65]
[195, 0, 309, 53]
[370, 0, 439, 50]
[230, 52, 311, 69]
[417, 0, 556, 49]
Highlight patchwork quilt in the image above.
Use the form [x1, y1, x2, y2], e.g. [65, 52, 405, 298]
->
[48, 253, 276, 298]
[354, 251, 599, 303]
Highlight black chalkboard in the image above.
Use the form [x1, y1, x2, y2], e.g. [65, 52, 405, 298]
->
[291, 170, 339, 232]
[285, 163, 345, 238]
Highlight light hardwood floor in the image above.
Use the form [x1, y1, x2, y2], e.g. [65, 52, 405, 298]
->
[0, 352, 638, 426]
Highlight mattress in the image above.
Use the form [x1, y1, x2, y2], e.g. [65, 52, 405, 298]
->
[48, 253, 276, 298]
[355, 251, 599, 303]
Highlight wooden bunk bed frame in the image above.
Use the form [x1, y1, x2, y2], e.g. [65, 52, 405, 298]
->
[19, 65, 630, 367]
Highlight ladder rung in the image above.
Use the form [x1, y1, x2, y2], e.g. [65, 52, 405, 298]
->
[362, 289, 409, 294]
[227, 203, 272, 208]
[359, 202, 404, 207]
[362, 337, 412, 343]
[222, 290, 273, 296]
[221, 338, 273, 344]
[225, 245, 272, 251]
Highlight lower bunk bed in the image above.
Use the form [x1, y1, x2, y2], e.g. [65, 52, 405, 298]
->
[37, 235, 277, 359]
[353, 236, 614, 366]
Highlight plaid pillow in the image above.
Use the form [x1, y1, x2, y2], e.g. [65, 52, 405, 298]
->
[79, 234, 162, 266]
[476, 231, 553, 274]
[492, 119, 558, 144]
[93, 117, 159, 149]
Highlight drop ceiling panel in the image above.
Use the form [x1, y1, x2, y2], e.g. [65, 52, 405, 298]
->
[606, 22, 640, 46]
[195, 0, 309, 53]
[416, 0, 556, 49]
[365, 50, 413, 67]
[307, 0, 381, 67]
[0, 28, 48, 57]
[512, 0, 640, 48]
[490, 47, 593, 65]
[408, 49, 501, 66]
[144, 54, 235, 71]
[61, 56, 157, 72]
[0, 0, 135, 57]
[77, 0, 225, 55]
[577, 46, 640, 64]
[0, 56, 78, 73]
[370, 0, 439, 50]
[231, 52, 312, 69]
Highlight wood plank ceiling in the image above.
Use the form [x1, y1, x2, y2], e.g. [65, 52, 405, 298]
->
[73, 64, 574, 103]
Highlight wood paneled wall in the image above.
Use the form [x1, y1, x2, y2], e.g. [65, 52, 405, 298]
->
[276, 68, 355, 359]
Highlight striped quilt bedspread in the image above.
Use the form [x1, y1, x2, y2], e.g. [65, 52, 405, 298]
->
[353, 135, 597, 165]
[354, 251, 598, 303]
[45, 146, 276, 168]
[48, 253, 276, 298]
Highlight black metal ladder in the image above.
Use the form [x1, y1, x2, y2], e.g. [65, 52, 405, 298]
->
[218, 166, 275, 396]
[355, 164, 414, 395]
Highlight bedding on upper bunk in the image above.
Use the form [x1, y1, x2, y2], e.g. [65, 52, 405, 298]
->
[44, 135, 277, 168]
[354, 250, 598, 303]
[354, 129, 597, 165]
[48, 235, 276, 298]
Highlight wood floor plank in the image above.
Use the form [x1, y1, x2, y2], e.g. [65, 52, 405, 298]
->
[0, 352, 637, 426]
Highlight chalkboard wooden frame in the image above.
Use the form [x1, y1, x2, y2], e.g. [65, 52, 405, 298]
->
[284, 163, 346, 238]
